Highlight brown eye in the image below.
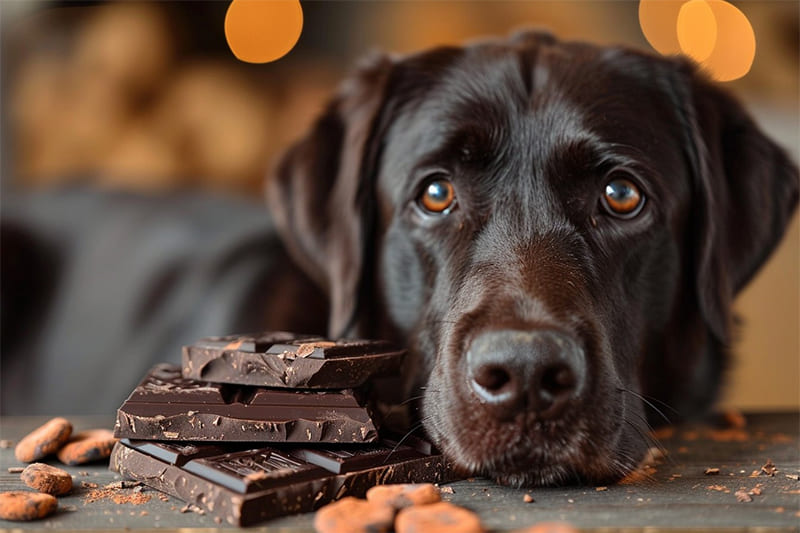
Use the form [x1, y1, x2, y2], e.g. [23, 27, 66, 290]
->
[603, 176, 644, 217]
[419, 178, 456, 214]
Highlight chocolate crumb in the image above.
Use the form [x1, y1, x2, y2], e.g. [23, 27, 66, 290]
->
[84, 484, 151, 505]
[180, 503, 205, 515]
[111, 492, 151, 505]
[523, 494, 534, 503]
[105, 481, 141, 490]
[704, 468, 720, 475]
[761, 460, 777, 476]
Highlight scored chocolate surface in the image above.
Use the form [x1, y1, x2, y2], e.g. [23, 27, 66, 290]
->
[182, 332, 406, 388]
[111, 437, 456, 526]
[114, 364, 379, 443]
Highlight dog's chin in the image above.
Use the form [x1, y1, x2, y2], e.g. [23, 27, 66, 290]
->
[444, 445, 612, 488]
[423, 405, 644, 488]
[438, 435, 638, 488]
[488, 465, 580, 488]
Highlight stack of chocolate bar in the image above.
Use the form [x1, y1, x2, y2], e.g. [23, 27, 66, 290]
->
[110, 332, 455, 526]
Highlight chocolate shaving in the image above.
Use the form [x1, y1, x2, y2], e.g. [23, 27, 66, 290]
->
[761, 459, 778, 476]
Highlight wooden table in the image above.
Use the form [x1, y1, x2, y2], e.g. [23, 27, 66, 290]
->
[1, 413, 798, 531]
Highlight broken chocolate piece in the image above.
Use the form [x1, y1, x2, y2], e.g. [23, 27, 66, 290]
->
[182, 332, 405, 388]
[110, 438, 456, 526]
[114, 364, 379, 443]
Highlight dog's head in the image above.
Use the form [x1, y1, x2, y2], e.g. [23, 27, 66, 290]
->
[267, 31, 798, 486]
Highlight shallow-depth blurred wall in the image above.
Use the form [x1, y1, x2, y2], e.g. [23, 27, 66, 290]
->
[2, 1, 797, 410]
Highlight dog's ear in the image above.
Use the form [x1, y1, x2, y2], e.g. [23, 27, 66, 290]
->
[676, 62, 799, 343]
[266, 53, 394, 338]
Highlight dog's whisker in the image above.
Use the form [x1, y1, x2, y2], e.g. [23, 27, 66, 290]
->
[622, 387, 681, 416]
[617, 387, 675, 426]
[612, 453, 641, 481]
[638, 392, 681, 417]
[626, 411, 673, 466]
[399, 395, 425, 406]
[384, 417, 431, 463]
[622, 417, 671, 478]
[621, 420, 660, 483]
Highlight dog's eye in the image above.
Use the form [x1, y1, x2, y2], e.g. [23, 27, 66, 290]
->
[419, 178, 456, 214]
[603, 176, 644, 217]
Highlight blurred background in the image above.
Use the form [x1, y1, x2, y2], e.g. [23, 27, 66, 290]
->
[1, 1, 797, 412]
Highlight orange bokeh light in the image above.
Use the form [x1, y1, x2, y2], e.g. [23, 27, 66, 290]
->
[639, 0, 756, 82]
[639, 0, 685, 55]
[224, 0, 303, 64]
[699, 0, 756, 82]
[677, 0, 717, 63]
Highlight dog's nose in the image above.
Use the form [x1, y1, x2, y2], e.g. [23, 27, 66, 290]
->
[467, 330, 585, 420]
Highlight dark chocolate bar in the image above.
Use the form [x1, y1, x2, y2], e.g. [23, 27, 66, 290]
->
[110, 437, 456, 526]
[182, 332, 406, 388]
[114, 364, 379, 443]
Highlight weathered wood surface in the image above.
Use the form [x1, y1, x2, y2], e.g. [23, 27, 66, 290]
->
[1, 412, 798, 531]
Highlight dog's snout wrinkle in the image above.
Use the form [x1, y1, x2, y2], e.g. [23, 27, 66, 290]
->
[467, 329, 586, 420]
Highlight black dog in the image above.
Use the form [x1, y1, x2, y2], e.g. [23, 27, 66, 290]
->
[268, 31, 799, 486]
